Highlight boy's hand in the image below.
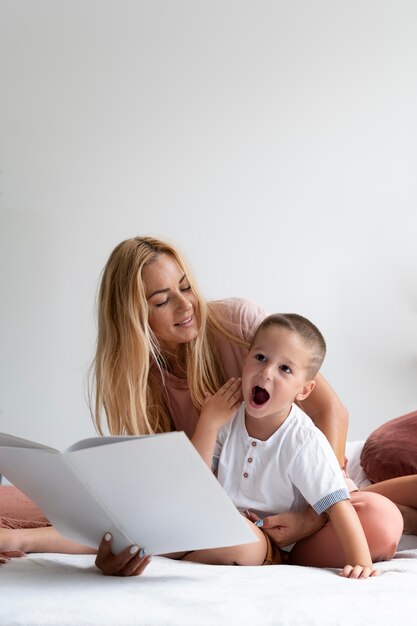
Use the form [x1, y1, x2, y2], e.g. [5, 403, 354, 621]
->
[339, 564, 379, 579]
[200, 377, 242, 431]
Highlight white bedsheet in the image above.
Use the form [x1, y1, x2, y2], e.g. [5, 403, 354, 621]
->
[1, 547, 417, 626]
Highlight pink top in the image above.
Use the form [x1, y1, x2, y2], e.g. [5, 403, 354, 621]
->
[161, 298, 267, 438]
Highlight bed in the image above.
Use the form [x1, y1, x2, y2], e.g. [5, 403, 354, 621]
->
[1, 441, 417, 626]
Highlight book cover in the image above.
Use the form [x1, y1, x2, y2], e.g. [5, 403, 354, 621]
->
[0, 431, 257, 554]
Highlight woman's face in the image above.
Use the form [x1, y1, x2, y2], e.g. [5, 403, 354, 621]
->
[143, 253, 199, 352]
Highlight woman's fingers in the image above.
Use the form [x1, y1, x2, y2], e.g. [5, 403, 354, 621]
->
[208, 377, 242, 402]
[95, 533, 150, 577]
[220, 377, 239, 393]
[117, 548, 151, 576]
[243, 510, 260, 523]
[219, 378, 242, 403]
[128, 554, 152, 576]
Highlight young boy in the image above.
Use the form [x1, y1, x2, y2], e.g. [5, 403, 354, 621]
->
[188, 313, 378, 578]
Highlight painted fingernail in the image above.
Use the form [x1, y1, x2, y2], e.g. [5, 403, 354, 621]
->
[254, 520, 264, 527]
[130, 545, 139, 555]
[104, 533, 112, 542]
[139, 548, 146, 558]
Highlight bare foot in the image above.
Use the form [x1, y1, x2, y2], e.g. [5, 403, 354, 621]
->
[0, 528, 26, 560]
[397, 505, 417, 535]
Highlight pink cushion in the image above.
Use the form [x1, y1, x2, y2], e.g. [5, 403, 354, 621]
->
[0, 486, 50, 559]
[0, 485, 50, 528]
[360, 410, 417, 482]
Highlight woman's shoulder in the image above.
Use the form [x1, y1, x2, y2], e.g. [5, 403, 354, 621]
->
[208, 297, 268, 341]
[208, 297, 268, 324]
[207, 299, 267, 377]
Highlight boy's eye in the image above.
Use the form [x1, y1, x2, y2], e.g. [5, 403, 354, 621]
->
[280, 364, 292, 374]
[255, 354, 267, 362]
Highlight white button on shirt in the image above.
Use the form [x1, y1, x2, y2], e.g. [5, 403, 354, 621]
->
[213, 403, 349, 519]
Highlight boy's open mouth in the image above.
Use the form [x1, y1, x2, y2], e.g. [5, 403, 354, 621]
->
[252, 385, 270, 406]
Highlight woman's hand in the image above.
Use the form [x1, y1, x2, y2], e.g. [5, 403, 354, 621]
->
[245, 508, 327, 547]
[95, 533, 151, 576]
[192, 377, 242, 466]
[199, 377, 242, 431]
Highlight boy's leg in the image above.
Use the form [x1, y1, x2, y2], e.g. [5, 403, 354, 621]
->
[289, 491, 403, 568]
[182, 519, 269, 566]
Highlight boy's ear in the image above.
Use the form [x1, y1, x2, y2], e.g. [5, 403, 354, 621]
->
[295, 380, 316, 402]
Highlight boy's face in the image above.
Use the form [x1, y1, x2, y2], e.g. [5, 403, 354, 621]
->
[242, 325, 315, 421]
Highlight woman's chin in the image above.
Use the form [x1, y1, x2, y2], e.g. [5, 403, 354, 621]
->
[175, 327, 199, 344]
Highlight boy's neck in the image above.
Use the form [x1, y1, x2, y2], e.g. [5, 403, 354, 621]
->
[244, 405, 293, 441]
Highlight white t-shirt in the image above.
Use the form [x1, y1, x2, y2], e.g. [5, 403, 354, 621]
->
[213, 403, 350, 518]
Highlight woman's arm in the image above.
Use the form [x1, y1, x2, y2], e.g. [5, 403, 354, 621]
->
[246, 508, 328, 547]
[191, 419, 220, 467]
[297, 372, 348, 467]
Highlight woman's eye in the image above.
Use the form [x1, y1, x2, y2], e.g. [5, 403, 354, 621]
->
[155, 299, 169, 308]
[255, 354, 267, 362]
[180, 285, 192, 292]
[280, 365, 292, 374]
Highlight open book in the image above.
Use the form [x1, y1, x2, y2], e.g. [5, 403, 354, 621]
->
[0, 431, 257, 554]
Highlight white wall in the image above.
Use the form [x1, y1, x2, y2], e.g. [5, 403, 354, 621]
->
[1, 0, 416, 448]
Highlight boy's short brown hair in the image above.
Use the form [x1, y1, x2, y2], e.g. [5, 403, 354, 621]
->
[251, 313, 326, 379]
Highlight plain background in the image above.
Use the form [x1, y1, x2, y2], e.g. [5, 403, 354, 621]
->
[1, 0, 416, 450]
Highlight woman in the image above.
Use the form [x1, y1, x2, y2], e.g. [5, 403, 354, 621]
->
[0, 236, 412, 575]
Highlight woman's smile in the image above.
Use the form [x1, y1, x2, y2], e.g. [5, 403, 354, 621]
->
[175, 314, 194, 327]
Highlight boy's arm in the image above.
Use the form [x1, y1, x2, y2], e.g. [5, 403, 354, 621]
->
[191, 377, 241, 467]
[326, 499, 379, 579]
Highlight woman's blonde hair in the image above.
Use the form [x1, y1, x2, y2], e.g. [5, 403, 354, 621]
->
[90, 236, 244, 436]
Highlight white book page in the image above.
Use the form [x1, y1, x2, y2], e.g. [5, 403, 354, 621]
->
[68, 431, 258, 554]
[0, 446, 132, 549]
[65, 434, 157, 453]
[0, 431, 257, 554]
[0, 432, 56, 451]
